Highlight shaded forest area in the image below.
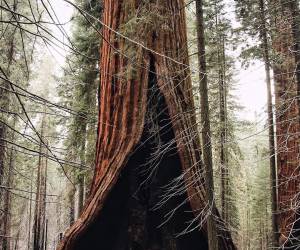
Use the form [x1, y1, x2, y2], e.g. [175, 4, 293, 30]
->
[0, 0, 299, 249]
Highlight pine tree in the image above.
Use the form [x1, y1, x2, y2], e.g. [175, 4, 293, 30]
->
[57, 0, 101, 219]
[234, 0, 279, 245]
[195, 0, 219, 248]
[32, 113, 48, 250]
[0, 0, 35, 247]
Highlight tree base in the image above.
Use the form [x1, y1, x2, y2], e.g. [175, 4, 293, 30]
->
[70, 64, 208, 250]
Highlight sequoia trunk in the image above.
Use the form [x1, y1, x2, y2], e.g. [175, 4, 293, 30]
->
[271, 0, 300, 246]
[57, 1, 235, 249]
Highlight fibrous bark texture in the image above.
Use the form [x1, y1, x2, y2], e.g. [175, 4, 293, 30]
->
[57, 1, 235, 249]
[272, 1, 300, 246]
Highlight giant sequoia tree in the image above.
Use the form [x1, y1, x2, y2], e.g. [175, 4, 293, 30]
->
[271, 0, 300, 246]
[57, 1, 235, 249]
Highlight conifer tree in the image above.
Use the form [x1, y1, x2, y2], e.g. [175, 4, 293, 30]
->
[58, 1, 236, 249]
[58, 0, 101, 219]
[0, 0, 35, 247]
[195, 0, 219, 248]
[234, 0, 279, 245]
[201, 0, 242, 233]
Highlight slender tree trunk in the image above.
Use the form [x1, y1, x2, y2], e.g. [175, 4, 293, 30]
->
[68, 187, 75, 226]
[77, 175, 84, 217]
[77, 121, 86, 216]
[33, 116, 47, 250]
[213, 3, 228, 222]
[0, 4, 17, 248]
[2, 149, 13, 250]
[27, 180, 33, 250]
[265, 193, 269, 248]
[44, 219, 48, 250]
[195, 0, 219, 249]
[0, 122, 7, 194]
[2, 117, 17, 250]
[258, 0, 279, 246]
[43, 148, 48, 250]
[218, 36, 228, 223]
[0, 11, 15, 202]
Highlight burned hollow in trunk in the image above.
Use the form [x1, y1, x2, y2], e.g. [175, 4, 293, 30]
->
[57, 1, 236, 249]
[69, 58, 208, 250]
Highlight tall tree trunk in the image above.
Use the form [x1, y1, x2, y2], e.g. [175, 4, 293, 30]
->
[0, 4, 17, 242]
[195, 0, 219, 249]
[219, 36, 228, 224]
[27, 180, 33, 250]
[33, 116, 47, 250]
[0, 4, 18, 248]
[57, 1, 235, 249]
[2, 117, 17, 250]
[77, 120, 87, 217]
[43, 150, 48, 250]
[212, 0, 229, 224]
[68, 187, 75, 226]
[0, 1, 16, 202]
[77, 175, 84, 217]
[258, 0, 279, 246]
[44, 219, 48, 250]
[270, 0, 300, 246]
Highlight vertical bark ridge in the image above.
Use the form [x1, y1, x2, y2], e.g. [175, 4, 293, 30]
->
[57, 1, 235, 249]
[271, 0, 300, 246]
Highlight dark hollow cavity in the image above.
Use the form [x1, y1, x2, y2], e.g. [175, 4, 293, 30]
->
[72, 57, 208, 250]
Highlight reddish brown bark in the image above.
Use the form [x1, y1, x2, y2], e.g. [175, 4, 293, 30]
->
[271, 1, 300, 246]
[57, 1, 235, 249]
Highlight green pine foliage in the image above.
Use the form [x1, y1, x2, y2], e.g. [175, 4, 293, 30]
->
[186, 0, 244, 237]
[57, 0, 102, 189]
[237, 118, 272, 249]
[234, 0, 277, 67]
[206, 0, 243, 233]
